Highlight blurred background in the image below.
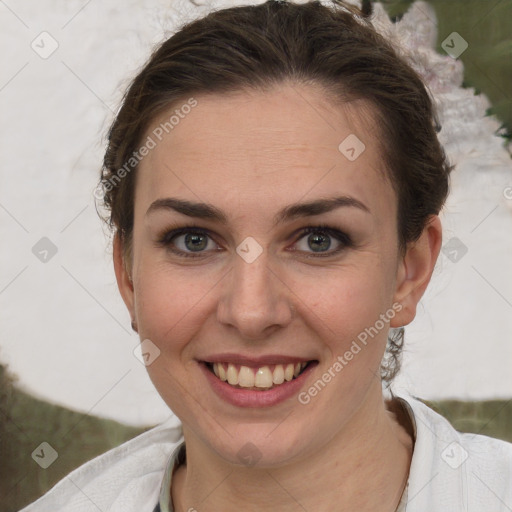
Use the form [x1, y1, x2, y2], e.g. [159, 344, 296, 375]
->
[1, 0, 511, 510]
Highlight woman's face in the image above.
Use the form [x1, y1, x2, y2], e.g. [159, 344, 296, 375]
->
[118, 83, 422, 466]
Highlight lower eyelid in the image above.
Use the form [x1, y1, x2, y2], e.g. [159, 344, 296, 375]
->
[292, 240, 349, 258]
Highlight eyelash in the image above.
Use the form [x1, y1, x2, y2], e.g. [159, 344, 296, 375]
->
[156, 223, 353, 259]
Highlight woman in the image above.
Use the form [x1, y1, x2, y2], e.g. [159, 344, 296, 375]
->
[21, 0, 512, 510]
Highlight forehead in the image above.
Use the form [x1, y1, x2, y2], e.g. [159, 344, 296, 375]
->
[135, 83, 394, 223]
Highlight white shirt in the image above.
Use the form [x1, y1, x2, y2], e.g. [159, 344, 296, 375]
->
[19, 394, 512, 511]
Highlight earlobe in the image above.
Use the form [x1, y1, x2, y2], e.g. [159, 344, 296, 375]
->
[390, 215, 443, 328]
[113, 234, 136, 324]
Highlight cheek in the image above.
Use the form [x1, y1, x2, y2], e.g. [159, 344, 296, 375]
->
[299, 264, 392, 338]
[133, 260, 218, 356]
[133, 262, 219, 420]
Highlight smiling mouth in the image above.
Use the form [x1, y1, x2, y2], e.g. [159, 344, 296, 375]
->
[204, 361, 314, 390]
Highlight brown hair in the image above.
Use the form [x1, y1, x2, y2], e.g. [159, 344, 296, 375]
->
[99, 0, 453, 383]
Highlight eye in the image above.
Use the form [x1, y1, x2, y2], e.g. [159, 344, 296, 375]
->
[157, 227, 221, 258]
[292, 225, 352, 257]
[157, 224, 352, 259]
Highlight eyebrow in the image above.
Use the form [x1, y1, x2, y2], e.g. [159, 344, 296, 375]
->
[146, 195, 370, 226]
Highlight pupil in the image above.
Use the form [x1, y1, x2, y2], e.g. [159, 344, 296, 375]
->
[185, 233, 207, 251]
[309, 233, 330, 252]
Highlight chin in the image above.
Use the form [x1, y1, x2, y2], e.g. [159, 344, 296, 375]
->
[203, 422, 311, 469]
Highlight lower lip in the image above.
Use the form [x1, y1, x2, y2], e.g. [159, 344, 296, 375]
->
[199, 362, 317, 408]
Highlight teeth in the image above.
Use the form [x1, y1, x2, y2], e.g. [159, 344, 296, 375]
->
[238, 366, 254, 387]
[284, 363, 294, 381]
[211, 361, 309, 389]
[272, 364, 285, 385]
[227, 364, 238, 385]
[255, 366, 273, 388]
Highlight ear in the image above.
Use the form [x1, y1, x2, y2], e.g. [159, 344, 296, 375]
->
[113, 234, 136, 325]
[390, 215, 442, 328]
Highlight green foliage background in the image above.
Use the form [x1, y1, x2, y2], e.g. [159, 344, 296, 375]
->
[382, 0, 512, 141]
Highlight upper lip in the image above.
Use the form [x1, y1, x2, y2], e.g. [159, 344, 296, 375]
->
[200, 353, 316, 366]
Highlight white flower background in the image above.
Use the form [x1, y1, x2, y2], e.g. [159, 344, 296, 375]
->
[1, 0, 511, 426]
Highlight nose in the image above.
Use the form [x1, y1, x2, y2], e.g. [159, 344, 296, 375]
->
[216, 248, 294, 341]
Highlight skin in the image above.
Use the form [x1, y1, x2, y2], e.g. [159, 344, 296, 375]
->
[114, 82, 442, 511]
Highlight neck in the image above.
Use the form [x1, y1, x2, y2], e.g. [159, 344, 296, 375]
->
[172, 386, 413, 512]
